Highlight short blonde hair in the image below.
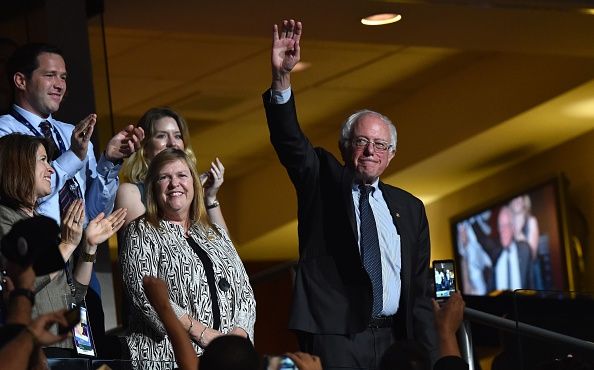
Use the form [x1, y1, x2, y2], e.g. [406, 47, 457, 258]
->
[144, 148, 210, 231]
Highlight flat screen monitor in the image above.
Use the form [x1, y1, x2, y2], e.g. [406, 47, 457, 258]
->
[451, 177, 571, 296]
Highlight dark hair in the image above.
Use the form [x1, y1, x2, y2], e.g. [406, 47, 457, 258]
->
[379, 340, 429, 370]
[6, 43, 64, 98]
[200, 335, 259, 370]
[0, 133, 53, 211]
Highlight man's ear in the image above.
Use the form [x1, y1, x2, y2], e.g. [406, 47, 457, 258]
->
[386, 149, 396, 164]
[13, 72, 27, 92]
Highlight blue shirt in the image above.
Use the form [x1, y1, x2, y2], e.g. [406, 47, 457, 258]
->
[0, 105, 121, 227]
[352, 180, 401, 316]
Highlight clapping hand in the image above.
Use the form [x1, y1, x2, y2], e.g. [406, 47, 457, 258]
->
[85, 208, 127, 247]
[71, 114, 97, 160]
[201, 158, 225, 202]
[104, 125, 145, 162]
[61, 199, 85, 248]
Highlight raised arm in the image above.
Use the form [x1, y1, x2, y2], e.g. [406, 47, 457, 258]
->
[84, 124, 144, 220]
[432, 292, 465, 358]
[115, 183, 145, 229]
[271, 19, 302, 92]
[144, 276, 199, 370]
[201, 158, 228, 233]
[74, 208, 127, 289]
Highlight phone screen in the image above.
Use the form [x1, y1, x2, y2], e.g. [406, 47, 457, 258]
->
[265, 355, 297, 370]
[433, 259, 456, 300]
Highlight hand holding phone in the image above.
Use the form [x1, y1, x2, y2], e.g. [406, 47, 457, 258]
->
[58, 305, 81, 335]
[264, 355, 298, 370]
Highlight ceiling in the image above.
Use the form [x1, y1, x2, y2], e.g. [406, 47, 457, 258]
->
[92, 0, 594, 260]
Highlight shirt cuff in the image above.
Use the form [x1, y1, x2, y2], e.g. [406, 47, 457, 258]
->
[54, 150, 85, 178]
[270, 87, 291, 104]
[97, 154, 122, 180]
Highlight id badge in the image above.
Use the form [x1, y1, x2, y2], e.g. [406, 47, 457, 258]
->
[71, 301, 96, 357]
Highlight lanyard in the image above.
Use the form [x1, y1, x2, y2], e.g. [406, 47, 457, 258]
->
[9, 107, 68, 154]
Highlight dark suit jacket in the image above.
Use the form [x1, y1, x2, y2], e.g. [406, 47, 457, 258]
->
[263, 91, 438, 357]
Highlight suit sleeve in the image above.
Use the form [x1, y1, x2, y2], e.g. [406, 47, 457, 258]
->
[411, 200, 440, 363]
[84, 147, 121, 219]
[262, 90, 319, 193]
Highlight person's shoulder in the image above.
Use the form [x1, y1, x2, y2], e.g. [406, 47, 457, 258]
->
[380, 182, 423, 204]
[0, 204, 22, 220]
[0, 113, 14, 122]
[125, 216, 152, 237]
[0, 113, 20, 131]
[117, 182, 141, 197]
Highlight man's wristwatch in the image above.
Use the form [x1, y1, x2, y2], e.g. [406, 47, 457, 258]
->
[206, 200, 220, 210]
[82, 252, 97, 263]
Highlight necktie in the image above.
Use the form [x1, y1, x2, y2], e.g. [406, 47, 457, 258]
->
[38, 121, 82, 217]
[39, 120, 60, 161]
[507, 250, 512, 289]
[359, 185, 383, 317]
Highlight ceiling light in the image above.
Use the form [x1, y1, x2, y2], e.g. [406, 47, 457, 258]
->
[361, 13, 402, 26]
[580, 8, 594, 15]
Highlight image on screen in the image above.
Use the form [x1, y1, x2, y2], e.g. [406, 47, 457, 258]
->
[434, 261, 456, 299]
[452, 178, 568, 296]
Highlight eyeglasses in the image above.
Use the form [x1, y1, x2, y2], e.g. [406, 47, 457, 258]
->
[352, 137, 392, 152]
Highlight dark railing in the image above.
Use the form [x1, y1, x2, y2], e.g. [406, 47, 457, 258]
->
[249, 262, 594, 370]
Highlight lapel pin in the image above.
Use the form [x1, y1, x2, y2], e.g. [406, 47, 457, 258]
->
[396, 212, 400, 218]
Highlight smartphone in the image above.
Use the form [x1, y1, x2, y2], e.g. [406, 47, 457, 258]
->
[264, 355, 298, 370]
[432, 259, 456, 301]
[58, 305, 81, 335]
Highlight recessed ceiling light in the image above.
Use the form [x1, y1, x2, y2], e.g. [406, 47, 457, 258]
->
[361, 13, 402, 26]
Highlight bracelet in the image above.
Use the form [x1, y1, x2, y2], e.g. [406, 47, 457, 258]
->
[23, 326, 40, 347]
[10, 288, 35, 306]
[81, 251, 96, 263]
[205, 200, 219, 210]
[187, 317, 194, 334]
[198, 326, 208, 346]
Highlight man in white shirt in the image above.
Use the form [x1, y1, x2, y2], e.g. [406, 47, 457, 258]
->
[494, 207, 533, 290]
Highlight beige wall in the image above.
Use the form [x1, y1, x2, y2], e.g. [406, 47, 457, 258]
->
[426, 128, 594, 292]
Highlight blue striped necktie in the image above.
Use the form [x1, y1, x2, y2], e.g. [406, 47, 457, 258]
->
[359, 185, 383, 317]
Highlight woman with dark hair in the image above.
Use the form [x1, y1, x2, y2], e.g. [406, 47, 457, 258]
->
[0, 133, 126, 355]
[116, 107, 226, 231]
[120, 148, 255, 369]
